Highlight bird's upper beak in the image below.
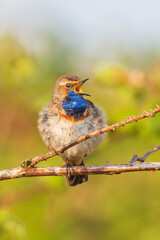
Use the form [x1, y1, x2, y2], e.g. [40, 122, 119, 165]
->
[73, 78, 90, 96]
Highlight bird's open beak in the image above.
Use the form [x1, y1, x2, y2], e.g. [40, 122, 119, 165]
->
[73, 78, 90, 96]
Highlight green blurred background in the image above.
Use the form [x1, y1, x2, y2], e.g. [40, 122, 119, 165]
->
[1, 1, 160, 240]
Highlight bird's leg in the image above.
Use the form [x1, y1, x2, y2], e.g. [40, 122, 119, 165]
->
[81, 160, 85, 166]
[54, 149, 72, 175]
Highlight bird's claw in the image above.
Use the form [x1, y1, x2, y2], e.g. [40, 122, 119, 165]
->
[66, 163, 73, 178]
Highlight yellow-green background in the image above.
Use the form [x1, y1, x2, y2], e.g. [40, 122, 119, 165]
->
[0, 35, 160, 240]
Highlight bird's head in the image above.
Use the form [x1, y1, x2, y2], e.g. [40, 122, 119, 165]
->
[52, 75, 90, 103]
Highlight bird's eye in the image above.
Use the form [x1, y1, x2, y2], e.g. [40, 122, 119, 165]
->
[66, 83, 71, 88]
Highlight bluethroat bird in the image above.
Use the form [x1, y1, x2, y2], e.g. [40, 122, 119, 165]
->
[38, 75, 106, 186]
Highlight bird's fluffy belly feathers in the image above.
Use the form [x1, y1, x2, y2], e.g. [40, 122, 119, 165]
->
[38, 105, 105, 166]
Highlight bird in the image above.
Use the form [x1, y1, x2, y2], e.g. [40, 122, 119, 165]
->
[38, 75, 106, 186]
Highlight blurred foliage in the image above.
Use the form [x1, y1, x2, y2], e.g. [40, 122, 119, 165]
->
[0, 35, 160, 240]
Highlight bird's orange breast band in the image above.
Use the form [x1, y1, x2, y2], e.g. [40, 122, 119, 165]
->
[58, 109, 91, 122]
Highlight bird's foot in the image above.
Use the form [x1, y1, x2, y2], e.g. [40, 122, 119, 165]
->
[65, 162, 73, 178]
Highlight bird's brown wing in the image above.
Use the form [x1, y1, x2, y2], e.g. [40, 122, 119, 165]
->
[86, 100, 106, 128]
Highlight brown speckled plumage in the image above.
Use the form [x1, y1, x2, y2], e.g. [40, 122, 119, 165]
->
[38, 75, 106, 186]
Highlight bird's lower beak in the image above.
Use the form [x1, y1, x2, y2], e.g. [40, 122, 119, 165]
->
[74, 78, 90, 96]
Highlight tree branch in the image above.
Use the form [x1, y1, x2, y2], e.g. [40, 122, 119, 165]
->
[22, 106, 160, 168]
[1, 162, 160, 181]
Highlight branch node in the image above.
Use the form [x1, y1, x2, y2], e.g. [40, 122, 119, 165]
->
[20, 159, 32, 169]
[85, 134, 89, 139]
[106, 160, 110, 165]
[129, 154, 138, 164]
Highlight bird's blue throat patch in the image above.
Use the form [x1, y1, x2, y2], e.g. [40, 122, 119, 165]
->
[62, 90, 87, 119]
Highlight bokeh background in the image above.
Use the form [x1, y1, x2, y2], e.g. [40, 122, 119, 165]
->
[0, 1, 160, 239]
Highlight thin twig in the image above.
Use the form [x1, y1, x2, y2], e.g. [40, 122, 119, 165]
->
[0, 162, 160, 181]
[130, 144, 160, 163]
[21, 106, 160, 168]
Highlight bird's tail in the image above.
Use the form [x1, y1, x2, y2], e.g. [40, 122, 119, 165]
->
[64, 161, 88, 187]
[65, 174, 88, 187]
